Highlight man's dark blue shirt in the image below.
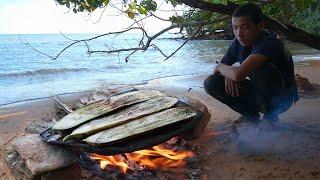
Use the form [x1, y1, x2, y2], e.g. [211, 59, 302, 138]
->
[221, 29, 299, 103]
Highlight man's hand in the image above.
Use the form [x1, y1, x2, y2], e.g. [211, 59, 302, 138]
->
[213, 63, 222, 75]
[225, 77, 240, 97]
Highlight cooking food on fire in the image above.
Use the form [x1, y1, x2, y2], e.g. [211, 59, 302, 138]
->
[52, 90, 166, 130]
[51, 90, 197, 146]
[63, 97, 179, 141]
[84, 107, 197, 145]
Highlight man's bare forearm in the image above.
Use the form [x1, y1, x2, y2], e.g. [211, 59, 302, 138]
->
[216, 63, 241, 82]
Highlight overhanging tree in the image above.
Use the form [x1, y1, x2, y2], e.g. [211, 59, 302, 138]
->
[50, 0, 320, 61]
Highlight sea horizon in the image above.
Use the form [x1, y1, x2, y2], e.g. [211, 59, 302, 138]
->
[1, 33, 320, 105]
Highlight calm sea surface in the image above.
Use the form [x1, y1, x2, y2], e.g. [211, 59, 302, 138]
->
[0, 33, 319, 105]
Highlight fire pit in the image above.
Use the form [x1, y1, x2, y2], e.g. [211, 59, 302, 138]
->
[1, 87, 210, 179]
[40, 101, 202, 155]
[41, 89, 207, 179]
[78, 137, 201, 179]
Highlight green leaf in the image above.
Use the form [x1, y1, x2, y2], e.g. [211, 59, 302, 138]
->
[141, 0, 157, 12]
[102, 0, 109, 6]
[129, 2, 136, 10]
[126, 9, 135, 19]
[137, 5, 147, 15]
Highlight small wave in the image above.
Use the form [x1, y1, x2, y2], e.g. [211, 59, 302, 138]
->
[103, 65, 123, 70]
[0, 67, 90, 78]
[293, 55, 320, 62]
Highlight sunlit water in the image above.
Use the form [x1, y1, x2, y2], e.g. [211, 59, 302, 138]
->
[0, 33, 319, 105]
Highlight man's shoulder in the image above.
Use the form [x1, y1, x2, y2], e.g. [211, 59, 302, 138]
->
[256, 30, 283, 47]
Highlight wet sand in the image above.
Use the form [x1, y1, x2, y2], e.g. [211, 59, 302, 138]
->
[1, 61, 320, 179]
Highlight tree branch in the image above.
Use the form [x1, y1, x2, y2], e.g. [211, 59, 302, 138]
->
[175, 0, 320, 50]
[52, 27, 145, 60]
[164, 24, 203, 61]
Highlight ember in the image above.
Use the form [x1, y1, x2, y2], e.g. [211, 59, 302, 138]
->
[90, 145, 195, 174]
[203, 130, 230, 137]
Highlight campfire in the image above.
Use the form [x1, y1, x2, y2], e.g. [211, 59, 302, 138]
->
[90, 144, 195, 174]
[0, 87, 211, 179]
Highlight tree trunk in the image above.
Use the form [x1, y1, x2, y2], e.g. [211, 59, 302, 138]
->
[176, 0, 320, 50]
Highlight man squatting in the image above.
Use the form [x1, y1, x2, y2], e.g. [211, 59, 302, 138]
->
[204, 3, 299, 129]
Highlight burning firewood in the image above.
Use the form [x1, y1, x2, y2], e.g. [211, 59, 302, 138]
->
[89, 143, 195, 174]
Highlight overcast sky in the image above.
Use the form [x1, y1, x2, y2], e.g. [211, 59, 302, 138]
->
[0, 0, 181, 34]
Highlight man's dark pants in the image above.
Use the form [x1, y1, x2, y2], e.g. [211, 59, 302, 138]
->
[204, 63, 293, 122]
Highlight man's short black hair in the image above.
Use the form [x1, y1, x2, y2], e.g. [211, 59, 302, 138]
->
[232, 3, 264, 24]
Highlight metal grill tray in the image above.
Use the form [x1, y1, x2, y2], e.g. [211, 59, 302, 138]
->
[40, 101, 202, 155]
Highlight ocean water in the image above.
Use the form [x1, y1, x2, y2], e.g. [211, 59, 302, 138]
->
[0, 33, 228, 105]
[1, 33, 319, 106]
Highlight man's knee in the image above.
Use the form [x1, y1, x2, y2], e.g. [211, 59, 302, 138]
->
[203, 74, 224, 98]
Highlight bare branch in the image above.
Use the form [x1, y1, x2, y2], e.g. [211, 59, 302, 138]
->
[88, 47, 142, 54]
[164, 16, 229, 61]
[91, 6, 108, 24]
[164, 24, 203, 61]
[19, 35, 55, 59]
[150, 44, 168, 58]
[125, 50, 138, 62]
[127, 14, 153, 29]
[26, 12, 228, 62]
[50, 27, 145, 60]
[150, 12, 171, 21]
[59, 31, 77, 41]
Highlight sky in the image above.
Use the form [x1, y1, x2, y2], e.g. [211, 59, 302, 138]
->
[0, 0, 181, 34]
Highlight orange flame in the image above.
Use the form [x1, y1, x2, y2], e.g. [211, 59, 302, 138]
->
[90, 145, 195, 173]
[203, 130, 230, 137]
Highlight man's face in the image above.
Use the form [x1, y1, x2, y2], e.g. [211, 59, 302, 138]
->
[232, 16, 262, 47]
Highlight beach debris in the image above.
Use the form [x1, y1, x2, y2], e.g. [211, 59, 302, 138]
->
[25, 121, 53, 134]
[295, 74, 315, 92]
[84, 107, 197, 145]
[80, 86, 138, 105]
[2, 134, 77, 176]
[53, 96, 73, 113]
[52, 90, 166, 130]
[63, 96, 179, 141]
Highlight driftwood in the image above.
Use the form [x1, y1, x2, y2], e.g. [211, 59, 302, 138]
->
[53, 96, 73, 114]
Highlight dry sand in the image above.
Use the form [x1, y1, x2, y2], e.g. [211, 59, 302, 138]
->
[1, 62, 320, 179]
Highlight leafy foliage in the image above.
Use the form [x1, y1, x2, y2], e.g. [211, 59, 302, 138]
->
[55, 0, 181, 19]
[55, 0, 320, 36]
[263, 0, 319, 35]
[291, 2, 320, 35]
[184, 0, 320, 38]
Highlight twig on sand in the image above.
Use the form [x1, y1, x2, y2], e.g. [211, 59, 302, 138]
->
[53, 96, 73, 114]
